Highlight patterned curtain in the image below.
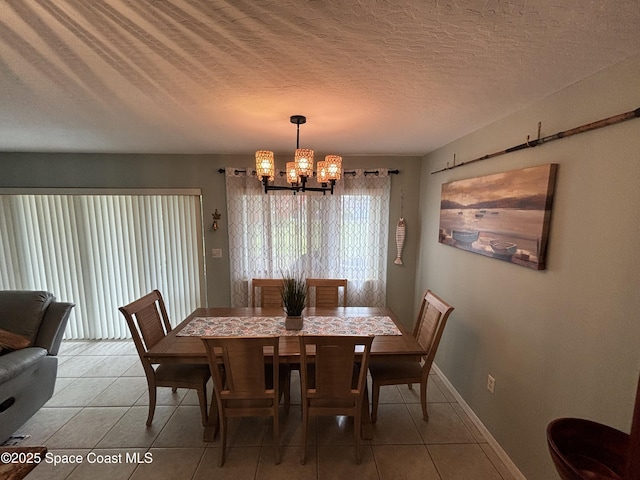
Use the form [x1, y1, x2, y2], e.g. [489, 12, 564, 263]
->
[225, 167, 391, 307]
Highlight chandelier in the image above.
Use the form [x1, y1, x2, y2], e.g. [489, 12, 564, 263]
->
[255, 115, 342, 194]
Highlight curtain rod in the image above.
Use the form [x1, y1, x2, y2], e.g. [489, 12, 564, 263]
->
[431, 107, 640, 174]
[218, 169, 400, 176]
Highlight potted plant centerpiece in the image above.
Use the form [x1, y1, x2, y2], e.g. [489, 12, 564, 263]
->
[282, 273, 307, 330]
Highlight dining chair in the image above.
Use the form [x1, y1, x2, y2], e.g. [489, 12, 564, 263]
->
[201, 335, 288, 466]
[306, 278, 348, 307]
[118, 290, 211, 429]
[298, 335, 374, 464]
[251, 278, 284, 308]
[368, 290, 454, 423]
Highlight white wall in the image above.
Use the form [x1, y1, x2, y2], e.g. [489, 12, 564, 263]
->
[417, 54, 640, 480]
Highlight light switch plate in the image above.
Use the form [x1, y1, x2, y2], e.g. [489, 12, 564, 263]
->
[211, 248, 223, 258]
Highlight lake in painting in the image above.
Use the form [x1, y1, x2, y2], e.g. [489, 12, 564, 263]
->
[438, 164, 557, 270]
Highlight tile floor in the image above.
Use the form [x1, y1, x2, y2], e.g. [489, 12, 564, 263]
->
[14, 340, 516, 480]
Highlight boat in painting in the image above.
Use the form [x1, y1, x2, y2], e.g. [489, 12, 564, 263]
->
[452, 230, 479, 244]
[489, 240, 517, 256]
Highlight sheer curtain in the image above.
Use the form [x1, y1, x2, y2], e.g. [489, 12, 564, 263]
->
[0, 191, 204, 339]
[225, 168, 391, 307]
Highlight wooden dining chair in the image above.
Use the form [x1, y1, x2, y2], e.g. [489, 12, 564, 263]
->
[306, 278, 348, 307]
[251, 279, 284, 308]
[368, 290, 454, 423]
[298, 335, 374, 464]
[201, 335, 288, 466]
[118, 290, 210, 429]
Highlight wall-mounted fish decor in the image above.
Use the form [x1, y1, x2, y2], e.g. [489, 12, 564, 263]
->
[394, 217, 406, 265]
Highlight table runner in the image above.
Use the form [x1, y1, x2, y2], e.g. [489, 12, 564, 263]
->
[177, 316, 402, 337]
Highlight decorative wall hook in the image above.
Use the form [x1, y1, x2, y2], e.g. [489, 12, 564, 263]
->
[212, 209, 221, 231]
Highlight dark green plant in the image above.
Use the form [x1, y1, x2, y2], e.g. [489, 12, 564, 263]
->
[281, 273, 307, 316]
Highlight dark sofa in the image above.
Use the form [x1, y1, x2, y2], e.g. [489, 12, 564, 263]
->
[0, 291, 74, 443]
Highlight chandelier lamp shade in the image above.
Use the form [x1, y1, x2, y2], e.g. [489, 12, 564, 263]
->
[255, 115, 342, 194]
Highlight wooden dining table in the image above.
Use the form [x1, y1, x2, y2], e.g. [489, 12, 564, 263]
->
[144, 306, 426, 439]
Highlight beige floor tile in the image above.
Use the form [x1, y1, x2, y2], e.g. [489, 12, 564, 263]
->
[373, 444, 442, 480]
[23, 449, 90, 480]
[45, 407, 128, 449]
[255, 444, 317, 480]
[288, 370, 302, 405]
[58, 340, 94, 355]
[428, 444, 503, 480]
[16, 407, 82, 446]
[263, 405, 314, 447]
[152, 405, 210, 448]
[56, 355, 72, 366]
[398, 376, 448, 404]
[66, 448, 145, 480]
[45, 377, 116, 407]
[57, 355, 109, 377]
[135, 386, 188, 407]
[180, 381, 214, 406]
[409, 403, 476, 445]
[451, 403, 486, 443]
[316, 415, 366, 446]
[96, 405, 176, 448]
[224, 416, 269, 447]
[480, 443, 517, 480]
[116, 342, 139, 355]
[83, 355, 138, 377]
[77, 341, 131, 356]
[129, 447, 205, 480]
[431, 374, 458, 403]
[317, 444, 378, 479]
[122, 361, 146, 377]
[370, 404, 423, 444]
[88, 377, 147, 407]
[52, 376, 76, 395]
[366, 373, 406, 404]
[192, 446, 261, 479]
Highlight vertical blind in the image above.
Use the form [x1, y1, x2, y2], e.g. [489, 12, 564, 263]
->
[0, 191, 204, 339]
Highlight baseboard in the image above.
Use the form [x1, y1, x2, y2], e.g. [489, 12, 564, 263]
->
[432, 363, 527, 480]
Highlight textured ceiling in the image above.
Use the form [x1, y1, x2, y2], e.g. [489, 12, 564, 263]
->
[1, 0, 639, 156]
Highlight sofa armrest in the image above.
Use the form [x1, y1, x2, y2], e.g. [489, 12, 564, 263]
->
[34, 303, 74, 355]
[0, 348, 48, 384]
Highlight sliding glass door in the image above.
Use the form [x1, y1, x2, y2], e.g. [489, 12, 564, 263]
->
[0, 189, 204, 339]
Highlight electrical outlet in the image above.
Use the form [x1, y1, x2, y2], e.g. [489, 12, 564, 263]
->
[487, 374, 495, 394]
[211, 248, 222, 258]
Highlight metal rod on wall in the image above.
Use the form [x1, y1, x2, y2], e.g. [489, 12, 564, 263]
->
[431, 107, 640, 174]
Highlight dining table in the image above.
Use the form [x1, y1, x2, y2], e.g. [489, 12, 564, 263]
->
[144, 306, 426, 440]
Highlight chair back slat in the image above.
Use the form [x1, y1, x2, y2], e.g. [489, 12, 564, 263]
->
[136, 303, 168, 351]
[119, 290, 172, 356]
[300, 335, 373, 403]
[414, 290, 454, 368]
[306, 279, 347, 307]
[251, 279, 284, 308]
[315, 343, 357, 397]
[202, 336, 278, 401]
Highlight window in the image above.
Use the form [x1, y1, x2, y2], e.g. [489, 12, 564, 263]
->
[225, 169, 391, 307]
[0, 190, 204, 339]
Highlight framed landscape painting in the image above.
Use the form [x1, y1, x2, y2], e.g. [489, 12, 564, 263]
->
[438, 164, 557, 270]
